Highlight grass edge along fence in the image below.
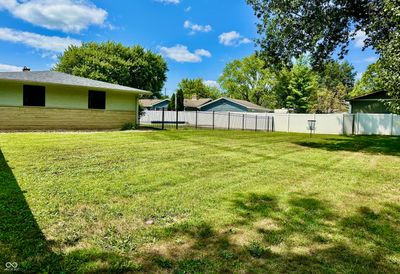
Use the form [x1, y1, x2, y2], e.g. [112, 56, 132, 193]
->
[140, 110, 400, 136]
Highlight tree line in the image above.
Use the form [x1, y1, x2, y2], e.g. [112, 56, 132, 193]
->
[246, 0, 399, 113]
[54, 0, 399, 113]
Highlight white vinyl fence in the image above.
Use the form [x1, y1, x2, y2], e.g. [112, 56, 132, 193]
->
[140, 110, 400, 136]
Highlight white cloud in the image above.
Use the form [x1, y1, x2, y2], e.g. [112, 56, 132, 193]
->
[184, 20, 212, 34]
[159, 44, 211, 63]
[203, 80, 219, 88]
[354, 30, 367, 48]
[240, 38, 252, 44]
[364, 56, 378, 63]
[0, 63, 23, 72]
[0, 27, 81, 53]
[356, 72, 363, 80]
[156, 0, 180, 4]
[0, 0, 16, 10]
[184, 6, 191, 12]
[0, 0, 108, 33]
[219, 31, 252, 46]
[195, 49, 211, 57]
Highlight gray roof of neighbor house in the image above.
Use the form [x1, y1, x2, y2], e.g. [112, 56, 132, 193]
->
[139, 99, 170, 108]
[0, 71, 151, 94]
[201, 97, 272, 112]
[184, 98, 213, 109]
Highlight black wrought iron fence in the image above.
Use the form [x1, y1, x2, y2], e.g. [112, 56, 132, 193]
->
[140, 109, 274, 132]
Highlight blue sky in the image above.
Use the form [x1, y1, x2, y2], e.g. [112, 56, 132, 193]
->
[0, 0, 378, 95]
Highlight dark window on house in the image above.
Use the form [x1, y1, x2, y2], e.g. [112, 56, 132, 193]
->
[23, 85, 45, 106]
[88, 91, 106, 109]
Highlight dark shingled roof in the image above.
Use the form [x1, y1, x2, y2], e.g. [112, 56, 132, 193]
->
[227, 98, 271, 112]
[347, 90, 390, 101]
[200, 97, 272, 112]
[139, 99, 170, 108]
[184, 98, 212, 109]
[0, 71, 151, 94]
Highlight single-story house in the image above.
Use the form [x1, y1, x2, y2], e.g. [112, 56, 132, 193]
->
[139, 99, 170, 110]
[348, 91, 392, 114]
[200, 97, 272, 113]
[0, 70, 150, 130]
[184, 98, 213, 111]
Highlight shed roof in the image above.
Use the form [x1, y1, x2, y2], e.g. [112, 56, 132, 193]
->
[348, 91, 390, 101]
[0, 71, 151, 95]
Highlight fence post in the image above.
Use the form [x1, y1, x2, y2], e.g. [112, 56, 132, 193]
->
[287, 113, 290, 132]
[272, 116, 275, 132]
[356, 113, 359, 135]
[176, 108, 179, 130]
[255, 115, 258, 131]
[212, 111, 215, 130]
[162, 107, 165, 130]
[267, 116, 270, 132]
[195, 110, 198, 129]
[314, 113, 317, 134]
[390, 113, 394, 136]
[342, 114, 345, 135]
[228, 112, 230, 130]
[265, 115, 267, 132]
[242, 114, 245, 130]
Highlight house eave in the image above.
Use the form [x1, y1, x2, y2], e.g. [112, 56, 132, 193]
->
[0, 78, 152, 95]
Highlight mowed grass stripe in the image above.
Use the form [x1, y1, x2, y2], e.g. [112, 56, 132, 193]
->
[0, 130, 399, 273]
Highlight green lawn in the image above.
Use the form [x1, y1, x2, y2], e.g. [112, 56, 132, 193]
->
[0, 129, 399, 273]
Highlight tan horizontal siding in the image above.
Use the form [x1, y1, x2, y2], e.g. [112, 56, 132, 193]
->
[0, 106, 136, 130]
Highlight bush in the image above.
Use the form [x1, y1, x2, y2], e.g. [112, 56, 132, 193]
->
[121, 122, 136, 131]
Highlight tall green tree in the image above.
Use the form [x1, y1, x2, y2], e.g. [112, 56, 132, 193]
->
[246, 0, 400, 111]
[218, 55, 276, 108]
[311, 61, 356, 113]
[284, 60, 318, 113]
[167, 90, 184, 111]
[176, 89, 185, 111]
[351, 62, 384, 97]
[273, 59, 354, 113]
[246, 0, 392, 66]
[205, 85, 224, 100]
[177, 78, 222, 99]
[318, 61, 356, 94]
[167, 94, 175, 111]
[54, 41, 168, 98]
[178, 78, 208, 99]
[378, 0, 400, 113]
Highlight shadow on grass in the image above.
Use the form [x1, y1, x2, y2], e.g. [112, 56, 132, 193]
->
[294, 135, 400, 156]
[0, 150, 140, 273]
[142, 193, 400, 273]
[0, 150, 61, 272]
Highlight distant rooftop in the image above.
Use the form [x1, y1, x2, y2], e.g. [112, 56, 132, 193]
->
[200, 97, 272, 112]
[139, 99, 169, 108]
[227, 98, 271, 111]
[0, 71, 151, 95]
[184, 98, 213, 108]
